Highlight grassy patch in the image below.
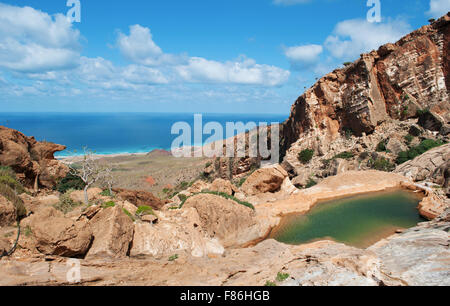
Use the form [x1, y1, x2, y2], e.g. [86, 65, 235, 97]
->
[0, 183, 27, 219]
[135, 205, 155, 217]
[101, 201, 116, 209]
[122, 208, 135, 222]
[100, 189, 113, 197]
[24, 225, 32, 237]
[264, 281, 277, 287]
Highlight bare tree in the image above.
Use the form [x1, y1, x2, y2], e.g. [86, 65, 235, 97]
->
[100, 165, 115, 196]
[69, 147, 103, 204]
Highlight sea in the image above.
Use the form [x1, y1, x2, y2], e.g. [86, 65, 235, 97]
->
[0, 113, 288, 157]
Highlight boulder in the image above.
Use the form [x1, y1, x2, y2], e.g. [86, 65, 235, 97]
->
[113, 188, 166, 210]
[30, 207, 93, 257]
[86, 206, 134, 259]
[386, 138, 408, 155]
[183, 194, 260, 247]
[130, 207, 224, 259]
[0, 195, 16, 227]
[241, 165, 288, 196]
[209, 178, 235, 195]
[0, 126, 68, 188]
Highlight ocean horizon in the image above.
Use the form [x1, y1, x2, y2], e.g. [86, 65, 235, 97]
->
[0, 112, 288, 157]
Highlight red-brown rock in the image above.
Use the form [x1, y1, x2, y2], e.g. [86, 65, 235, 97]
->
[0, 126, 68, 188]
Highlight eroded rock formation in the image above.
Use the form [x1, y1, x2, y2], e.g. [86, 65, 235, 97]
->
[0, 126, 68, 188]
[281, 14, 450, 161]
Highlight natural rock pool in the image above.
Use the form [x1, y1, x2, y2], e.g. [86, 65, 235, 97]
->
[269, 190, 426, 248]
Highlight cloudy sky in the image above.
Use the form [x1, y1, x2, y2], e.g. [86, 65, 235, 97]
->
[0, 0, 448, 114]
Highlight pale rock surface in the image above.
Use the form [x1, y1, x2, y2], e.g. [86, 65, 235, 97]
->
[86, 206, 134, 259]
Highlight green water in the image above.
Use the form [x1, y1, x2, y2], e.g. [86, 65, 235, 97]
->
[270, 191, 425, 248]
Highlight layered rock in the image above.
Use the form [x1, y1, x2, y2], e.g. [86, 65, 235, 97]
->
[280, 14, 450, 163]
[0, 126, 68, 188]
[395, 143, 450, 194]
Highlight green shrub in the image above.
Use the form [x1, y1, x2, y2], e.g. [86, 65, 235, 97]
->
[178, 194, 188, 203]
[169, 254, 179, 262]
[298, 149, 314, 164]
[333, 151, 354, 160]
[396, 139, 446, 164]
[0, 183, 27, 219]
[100, 189, 113, 197]
[344, 128, 353, 140]
[265, 281, 277, 287]
[56, 173, 85, 194]
[276, 272, 290, 282]
[404, 134, 414, 145]
[237, 177, 247, 187]
[368, 158, 395, 172]
[376, 140, 387, 152]
[54, 191, 81, 214]
[306, 178, 317, 188]
[101, 201, 116, 209]
[135, 205, 155, 217]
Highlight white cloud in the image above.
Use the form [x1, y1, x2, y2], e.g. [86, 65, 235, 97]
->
[0, 3, 81, 73]
[117, 24, 186, 66]
[273, 0, 311, 5]
[284, 44, 323, 69]
[324, 18, 411, 60]
[175, 57, 290, 86]
[427, 0, 450, 18]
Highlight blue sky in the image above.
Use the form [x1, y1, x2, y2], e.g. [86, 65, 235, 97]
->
[0, 0, 448, 114]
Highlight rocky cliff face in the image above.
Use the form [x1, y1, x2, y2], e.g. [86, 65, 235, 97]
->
[0, 126, 68, 188]
[281, 13, 450, 160]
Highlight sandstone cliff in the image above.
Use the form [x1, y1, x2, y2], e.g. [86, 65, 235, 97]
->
[0, 126, 68, 189]
[281, 13, 450, 161]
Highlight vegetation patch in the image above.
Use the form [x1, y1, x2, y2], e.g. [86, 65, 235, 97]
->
[376, 140, 387, 152]
[396, 139, 446, 164]
[100, 189, 113, 197]
[0, 168, 27, 219]
[101, 201, 116, 209]
[122, 208, 135, 222]
[306, 178, 318, 189]
[135, 205, 156, 217]
[55, 173, 86, 194]
[276, 272, 290, 282]
[333, 151, 354, 160]
[298, 149, 314, 164]
[169, 254, 179, 262]
[264, 281, 277, 287]
[54, 191, 82, 214]
[367, 157, 395, 172]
